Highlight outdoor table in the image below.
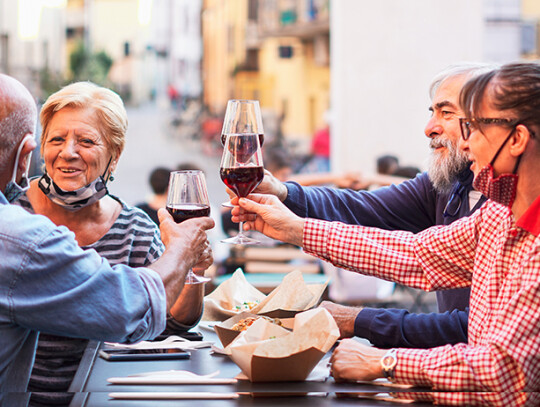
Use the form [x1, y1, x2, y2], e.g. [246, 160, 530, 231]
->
[68, 327, 436, 407]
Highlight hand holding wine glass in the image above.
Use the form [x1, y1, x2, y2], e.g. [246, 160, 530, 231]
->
[220, 133, 264, 245]
[231, 192, 305, 247]
[166, 170, 212, 283]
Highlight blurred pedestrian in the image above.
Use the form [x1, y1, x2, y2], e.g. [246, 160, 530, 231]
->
[376, 154, 399, 175]
[310, 114, 331, 172]
[136, 166, 171, 225]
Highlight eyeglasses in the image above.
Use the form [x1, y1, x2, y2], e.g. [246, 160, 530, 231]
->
[459, 117, 518, 141]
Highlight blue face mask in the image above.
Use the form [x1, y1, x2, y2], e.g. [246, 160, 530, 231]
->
[38, 158, 113, 212]
[4, 134, 33, 203]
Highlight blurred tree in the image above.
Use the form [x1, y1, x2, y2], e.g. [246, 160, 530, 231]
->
[69, 41, 113, 86]
[39, 67, 65, 102]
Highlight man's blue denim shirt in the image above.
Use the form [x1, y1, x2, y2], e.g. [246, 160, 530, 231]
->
[0, 192, 166, 392]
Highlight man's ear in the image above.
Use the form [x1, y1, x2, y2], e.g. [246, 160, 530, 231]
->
[17, 134, 37, 173]
[511, 124, 532, 157]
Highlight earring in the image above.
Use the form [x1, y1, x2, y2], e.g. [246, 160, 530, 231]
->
[109, 173, 115, 182]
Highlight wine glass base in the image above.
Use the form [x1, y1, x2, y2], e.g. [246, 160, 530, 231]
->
[184, 276, 211, 284]
[185, 270, 211, 284]
[221, 234, 261, 245]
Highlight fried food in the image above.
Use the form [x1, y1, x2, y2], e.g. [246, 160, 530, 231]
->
[233, 301, 260, 312]
[231, 316, 282, 332]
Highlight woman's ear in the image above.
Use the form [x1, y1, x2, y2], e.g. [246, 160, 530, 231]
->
[511, 124, 533, 157]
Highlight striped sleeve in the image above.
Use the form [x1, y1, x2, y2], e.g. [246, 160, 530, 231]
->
[86, 198, 165, 267]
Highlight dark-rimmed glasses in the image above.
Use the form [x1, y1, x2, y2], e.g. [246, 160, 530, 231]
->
[459, 117, 518, 141]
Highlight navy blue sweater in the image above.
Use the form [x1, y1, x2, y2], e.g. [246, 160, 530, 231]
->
[283, 170, 486, 348]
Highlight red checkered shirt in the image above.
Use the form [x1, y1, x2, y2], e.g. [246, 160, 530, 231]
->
[304, 197, 540, 406]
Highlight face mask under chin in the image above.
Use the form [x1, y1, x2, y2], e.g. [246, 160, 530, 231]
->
[473, 164, 518, 208]
[4, 135, 33, 203]
[472, 127, 521, 208]
[38, 172, 110, 212]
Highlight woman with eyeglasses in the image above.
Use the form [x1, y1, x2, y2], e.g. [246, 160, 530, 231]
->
[231, 61, 540, 406]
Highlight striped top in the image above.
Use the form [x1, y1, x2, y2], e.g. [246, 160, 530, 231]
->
[15, 193, 164, 405]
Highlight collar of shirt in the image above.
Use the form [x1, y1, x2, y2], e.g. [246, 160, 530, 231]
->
[516, 194, 540, 237]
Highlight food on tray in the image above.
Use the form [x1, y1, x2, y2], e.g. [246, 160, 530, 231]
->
[231, 316, 282, 332]
[232, 301, 260, 312]
[202, 269, 329, 321]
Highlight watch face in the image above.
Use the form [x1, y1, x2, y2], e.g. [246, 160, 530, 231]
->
[382, 355, 394, 368]
[382, 350, 397, 369]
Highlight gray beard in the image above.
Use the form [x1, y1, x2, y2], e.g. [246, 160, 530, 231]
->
[427, 142, 469, 193]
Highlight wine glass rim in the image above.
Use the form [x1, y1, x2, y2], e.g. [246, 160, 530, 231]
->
[227, 99, 260, 104]
[171, 170, 203, 174]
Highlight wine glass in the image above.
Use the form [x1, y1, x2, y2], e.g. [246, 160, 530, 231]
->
[221, 100, 264, 208]
[220, 133, 264, 245]
[166, 170, 211, 284]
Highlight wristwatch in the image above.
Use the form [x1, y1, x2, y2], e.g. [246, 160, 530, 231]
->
[381, 348, 398, 380]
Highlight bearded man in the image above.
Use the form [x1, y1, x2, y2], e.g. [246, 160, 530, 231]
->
[248, 63, 493, 348]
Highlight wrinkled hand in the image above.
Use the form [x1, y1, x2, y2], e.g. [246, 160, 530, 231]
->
[231, 194, 304, 247]
[158, 208, 215, 271]
[192, 240, 213, 272]
[319, 301, 362, 338]
[254, 170, 288, 201]
[335, 172, 369, 190]
[329, 339, 386, 382]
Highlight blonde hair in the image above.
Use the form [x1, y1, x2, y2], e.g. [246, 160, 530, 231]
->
[40, 81, 127, 160]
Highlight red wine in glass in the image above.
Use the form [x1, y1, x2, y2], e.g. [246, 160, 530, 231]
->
[166, 170, 211, 283]
[220, 166, 264, 198]
[167, 203, 211, 223]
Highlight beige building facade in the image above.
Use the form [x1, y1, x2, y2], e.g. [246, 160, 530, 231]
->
[202, 0, 330, 149]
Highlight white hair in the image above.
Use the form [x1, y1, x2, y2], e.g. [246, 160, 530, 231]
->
[429, 62, 499, 100]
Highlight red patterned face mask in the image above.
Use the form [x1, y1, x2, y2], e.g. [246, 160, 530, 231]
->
[472, 127, 521, 208]
[472, 163, 519, 207]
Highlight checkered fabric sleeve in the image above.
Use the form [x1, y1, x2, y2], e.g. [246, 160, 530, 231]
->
[302, 203, 540, 403]
[303, 216, 476, 291]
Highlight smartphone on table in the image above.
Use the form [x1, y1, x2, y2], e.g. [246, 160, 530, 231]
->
[98, 348, 190, 361]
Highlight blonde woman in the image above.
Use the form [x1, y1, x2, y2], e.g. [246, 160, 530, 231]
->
[17, 82, 206, 404]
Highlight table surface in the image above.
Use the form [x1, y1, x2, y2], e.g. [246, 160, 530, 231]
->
[68, 326, 435, 407]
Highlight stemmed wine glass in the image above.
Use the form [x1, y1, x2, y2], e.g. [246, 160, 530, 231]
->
[220, 133, 264, 245]
[221, 100, 264, 208]
[166, 170, 211, 284]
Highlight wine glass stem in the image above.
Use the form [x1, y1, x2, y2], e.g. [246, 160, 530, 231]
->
[238, 221, 244, 237]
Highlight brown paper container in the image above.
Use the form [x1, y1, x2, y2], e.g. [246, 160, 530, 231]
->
[251, 270, 328, 318]
[202, 269, 266, 321]
[227, 308, 339, 382]
[249, 348, 325, 382]
[203, 269, 329, 321]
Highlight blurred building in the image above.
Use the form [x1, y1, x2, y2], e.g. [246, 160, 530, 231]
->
[0, 0, 67, 100]
[484, 0, 522, 61]
[151, 0, 202, 105]
[64, 0, 156, 104]
[522, 0, 540, 58]
[202, 0, 330, 150]
[330, 0, 526, 176]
